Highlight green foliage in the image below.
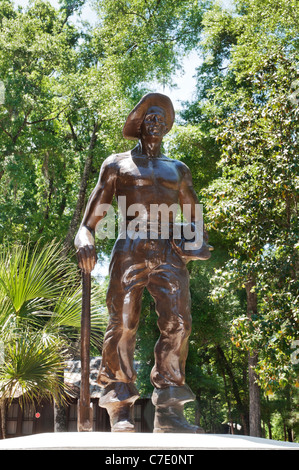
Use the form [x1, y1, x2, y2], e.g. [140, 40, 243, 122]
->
[0, 0, 298, 440]
[0, 240, 108, 404]
[203, 52, 299, 391]
[168, 0, 299, 437]
[0, 328, 69, 406]
[93, 0, 210, 88]
[0, 0, 210, 249]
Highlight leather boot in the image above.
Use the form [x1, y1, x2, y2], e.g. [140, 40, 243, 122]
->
[152, 384, 204, 434]
[104, 402, 136, 432]
[99, 382, 139, 432]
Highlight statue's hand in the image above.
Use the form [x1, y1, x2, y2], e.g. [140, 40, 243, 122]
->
[76, 244, 97, 273]
[74, 226, 97, 273]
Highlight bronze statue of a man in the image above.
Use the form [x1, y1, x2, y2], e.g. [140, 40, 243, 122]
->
[75, 93, 211, 433]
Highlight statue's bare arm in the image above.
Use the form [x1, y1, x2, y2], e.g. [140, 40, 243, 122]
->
[178, 161, 209, 245]
[177, 162, 200, 219]
[75, 156, 117, 272]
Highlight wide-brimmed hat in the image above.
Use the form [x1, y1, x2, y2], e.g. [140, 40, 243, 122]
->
[123, 92, 175, 140]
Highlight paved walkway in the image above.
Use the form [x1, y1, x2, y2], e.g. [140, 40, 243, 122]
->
[0, 432, 298, 450]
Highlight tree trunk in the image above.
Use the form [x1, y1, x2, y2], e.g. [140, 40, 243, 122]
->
[248, 349, 261, 437]
[54, 400, 67, 432]
[216, 345, 249, 435]
[266, 396, 272, 439]
[0, 399, 6, 439]
[222, 369, 233, 434]
[245, 278, 262, 437]
[63, 122, 99, 253]
[195, 396, 201, 428]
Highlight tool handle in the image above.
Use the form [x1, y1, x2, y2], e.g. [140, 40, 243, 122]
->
[77, 270, 93, 432]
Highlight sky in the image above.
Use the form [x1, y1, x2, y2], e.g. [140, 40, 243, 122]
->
[12, 0, 234, 110]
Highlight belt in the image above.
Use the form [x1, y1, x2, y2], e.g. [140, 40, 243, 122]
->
[120, 219, 175, 238]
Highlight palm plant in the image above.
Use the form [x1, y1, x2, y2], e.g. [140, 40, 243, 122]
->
[1, 327, 69, 404]
[0, 240, 107, 437]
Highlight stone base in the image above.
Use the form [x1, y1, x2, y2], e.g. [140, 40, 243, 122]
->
[0, 432, 298, 450]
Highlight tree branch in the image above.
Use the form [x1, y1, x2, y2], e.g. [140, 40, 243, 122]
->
[12, 107, 33, 144]
[27, 105, 68, 125]
[63, 121, 100, 253]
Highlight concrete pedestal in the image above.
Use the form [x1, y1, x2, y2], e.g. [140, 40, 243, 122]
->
[0, 432, 298, 450]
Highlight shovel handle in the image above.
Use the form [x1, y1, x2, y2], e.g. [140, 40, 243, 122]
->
[77, 270, 93, 432]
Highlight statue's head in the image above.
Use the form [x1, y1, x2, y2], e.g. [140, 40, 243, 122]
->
[123, 93, 175, 141]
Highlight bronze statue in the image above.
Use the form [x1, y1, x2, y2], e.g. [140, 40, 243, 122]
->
[75, 93, 211, 433]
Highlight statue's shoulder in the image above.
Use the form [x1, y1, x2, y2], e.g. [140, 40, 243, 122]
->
[101, 151, 131, 170]
[170, 158, 191, 175]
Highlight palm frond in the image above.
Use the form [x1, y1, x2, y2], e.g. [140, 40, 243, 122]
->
[0, 240, 108, 406]
[0, 240, 78, 314]
[0, 329, 71, 406]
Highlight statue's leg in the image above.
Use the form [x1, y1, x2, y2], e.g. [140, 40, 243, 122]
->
[147, 247, 204, 433]
[147, 255, 192, 389]
[97, 245, 148, 431]
[151, 385, 204, 433]
[98, 382, 139, 432]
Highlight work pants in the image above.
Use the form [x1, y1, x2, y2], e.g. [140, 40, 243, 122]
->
[97, 236, 192, 397]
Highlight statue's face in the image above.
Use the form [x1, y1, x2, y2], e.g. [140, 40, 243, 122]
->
[140, 106, 167, 138]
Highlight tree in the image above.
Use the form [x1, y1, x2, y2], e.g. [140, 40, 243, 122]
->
[169, 0, 298, 439]
[0, 0, 83, 245]
[0, 0, 210, 253]
[185, 0, 299, 438]
[0, 240, 107, 437]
